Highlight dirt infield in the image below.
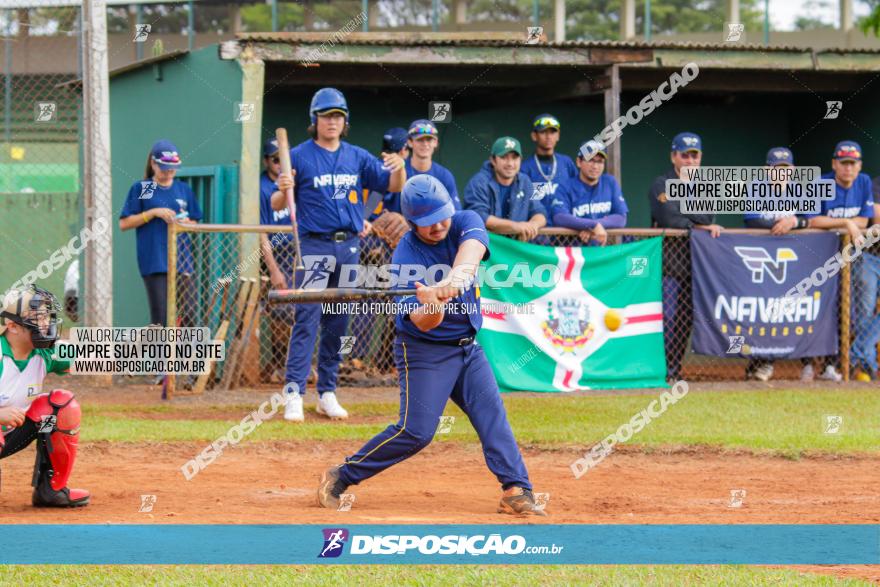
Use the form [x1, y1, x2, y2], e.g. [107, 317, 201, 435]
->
[0, 440, 878, 581]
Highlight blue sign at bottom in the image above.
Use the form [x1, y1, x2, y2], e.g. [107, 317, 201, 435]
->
[1, 525, 877, 564]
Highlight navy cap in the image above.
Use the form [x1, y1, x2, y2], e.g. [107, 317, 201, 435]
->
[408, 119, 439, 138]
[382, 127, 409, 152]
[263, 138, 280, 157]
[766, 147, 793, 166]
[150, 139, 181, 170]
[833, 140, 862, 161]
[671, 132, 702, 153]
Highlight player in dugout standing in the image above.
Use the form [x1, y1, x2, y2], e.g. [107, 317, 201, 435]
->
[0, 286, 89, 507]
[520, 113, 578, 207]
[317, 175, 547, 517]
[271, 88, 406, 422]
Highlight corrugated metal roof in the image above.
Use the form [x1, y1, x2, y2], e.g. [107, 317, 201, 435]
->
[235, 32, 812, 53]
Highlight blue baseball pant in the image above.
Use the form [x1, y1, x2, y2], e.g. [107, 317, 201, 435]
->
[284, 235, 359, 396]
[337, 336, 532, 490]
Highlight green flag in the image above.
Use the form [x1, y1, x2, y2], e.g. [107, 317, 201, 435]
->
[477, 234, 666, 391]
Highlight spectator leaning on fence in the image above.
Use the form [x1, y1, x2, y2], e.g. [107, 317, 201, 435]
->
[806, 141, 879, 382]
[118, 139, 202, 326]
[520, 113, 578, 209]
[548, 139, 627, 246]
[270, 87, 406, 422]
[742, 147, 814, 383]
[258, 138, 296, 384]
[463, 136, 546, 242]
[648, 132, 723, 382]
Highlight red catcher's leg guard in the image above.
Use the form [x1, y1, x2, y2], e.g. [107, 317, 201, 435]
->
[26, 390, 81, 490]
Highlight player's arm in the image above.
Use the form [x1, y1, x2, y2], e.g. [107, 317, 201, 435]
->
[382, 153, 407, 193]
[270, 171, 295, 211]
[809, 215, 868, 246]
[409, 239, 486, 332]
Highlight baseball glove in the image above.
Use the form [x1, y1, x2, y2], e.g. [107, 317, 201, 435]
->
[371, 211, 410, 248]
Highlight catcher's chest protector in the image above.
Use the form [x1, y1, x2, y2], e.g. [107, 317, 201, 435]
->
[0, 354, 48, 410]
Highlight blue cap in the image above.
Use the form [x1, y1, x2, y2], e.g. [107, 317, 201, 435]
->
[150, 139, 181, 170]
[408, 119, 439, 138]
[671, 132, 702, 153]
[766, 147, 793, 166]
[263, 138, 280, 157]
[578, 139, 607, 160]
[382, 127, 409, 152]
[833, 140, 862, 161]
[401, 175, 455, 227]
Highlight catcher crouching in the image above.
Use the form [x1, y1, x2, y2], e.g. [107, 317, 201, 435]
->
[0, 285, 89, 507]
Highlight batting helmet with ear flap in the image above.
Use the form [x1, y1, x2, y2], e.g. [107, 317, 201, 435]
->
[401, 175, 455, 228]
[0, 285, 62, 349]
[309, 87, 349, 125]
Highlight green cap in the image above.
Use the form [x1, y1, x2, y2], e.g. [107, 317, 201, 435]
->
[491, 136, 522, 157]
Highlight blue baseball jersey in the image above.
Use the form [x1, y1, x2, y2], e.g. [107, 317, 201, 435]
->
[290, 140, 391, 233]
[394, 211, 490, 342]
[805, 172, 875, 219]
[520, 153, 577, 202]
[376, 159, 461, 217]
[743, 180, 799, 222]
[119, 179, 203, 276]
[259, 172, 293, 238]
[549, 174, 628, 220]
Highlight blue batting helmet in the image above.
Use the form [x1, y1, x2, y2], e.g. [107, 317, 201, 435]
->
[309, 87, 349, 124]
[401, 175, 455, 227]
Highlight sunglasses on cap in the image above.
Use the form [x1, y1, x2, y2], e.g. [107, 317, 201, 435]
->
[533, 117, 560, 129]
[835, 147, 861, 159]
[409, 123, 437, 136]
[153, 152, 180, 164]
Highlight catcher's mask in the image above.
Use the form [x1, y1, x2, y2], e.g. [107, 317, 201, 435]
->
[0, 285, 62, 349]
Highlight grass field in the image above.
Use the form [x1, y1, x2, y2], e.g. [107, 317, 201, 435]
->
[83, 388, 880, 456]
[3, 564, 874, 586]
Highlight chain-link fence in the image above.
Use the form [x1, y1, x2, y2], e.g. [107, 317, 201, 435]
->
[166, 223, 880, 395]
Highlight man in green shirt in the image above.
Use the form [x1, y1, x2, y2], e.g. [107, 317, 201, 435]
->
[0, 285, 89, 507]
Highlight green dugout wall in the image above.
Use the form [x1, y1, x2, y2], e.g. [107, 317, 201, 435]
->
[106, 36, 880, 325]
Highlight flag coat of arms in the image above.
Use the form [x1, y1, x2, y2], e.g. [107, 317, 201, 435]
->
[477, 234, 666, 391]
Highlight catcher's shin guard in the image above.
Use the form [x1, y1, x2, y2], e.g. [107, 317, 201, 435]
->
[27, 390, 90, 507]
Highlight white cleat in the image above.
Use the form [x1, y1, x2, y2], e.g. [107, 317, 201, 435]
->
[753, 364, 774, 382]
[283, 392, 304, 422]
[800, 364, 815, 383]
[818, 365, 843, 383]
[317, 392, 349, 420]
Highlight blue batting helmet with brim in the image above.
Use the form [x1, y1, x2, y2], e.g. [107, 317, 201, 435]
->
[401, 175, 455, 227]
[309, 87, 349, 124]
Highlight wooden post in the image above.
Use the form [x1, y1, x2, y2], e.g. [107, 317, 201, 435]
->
[554, 0, 565, 42]
[620, 0, 636, 40]
[166, 221, 178, 398]
[603, 64, 622, 183]
[840, 232, 851, 381]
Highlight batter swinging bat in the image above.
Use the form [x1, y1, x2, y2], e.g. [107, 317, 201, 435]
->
[268, 288, 418, 304]
[275, 127, 305, 270]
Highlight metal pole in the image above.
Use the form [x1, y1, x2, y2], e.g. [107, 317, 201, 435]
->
[644, 0, 652, 41]
[840, 233, 851, 381]
[763, 0, 769, 45]
[532, 0, 539, 27]
[271, 0, 278, 32]
[432, 0, 439, 31]
[187, 0, 194, 51]
[362, 0, 368, 31]
[81, 0, 113, 332]
[135, 3, 143, 60]
[4, 10, 12, 146]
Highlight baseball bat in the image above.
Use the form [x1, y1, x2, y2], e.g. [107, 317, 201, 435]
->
[275, 127, 305, 270]
[268, 288, 418, 304]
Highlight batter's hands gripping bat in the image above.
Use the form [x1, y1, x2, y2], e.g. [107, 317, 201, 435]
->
[275, 128, 305, 270]
[268, 288, 418, 304]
